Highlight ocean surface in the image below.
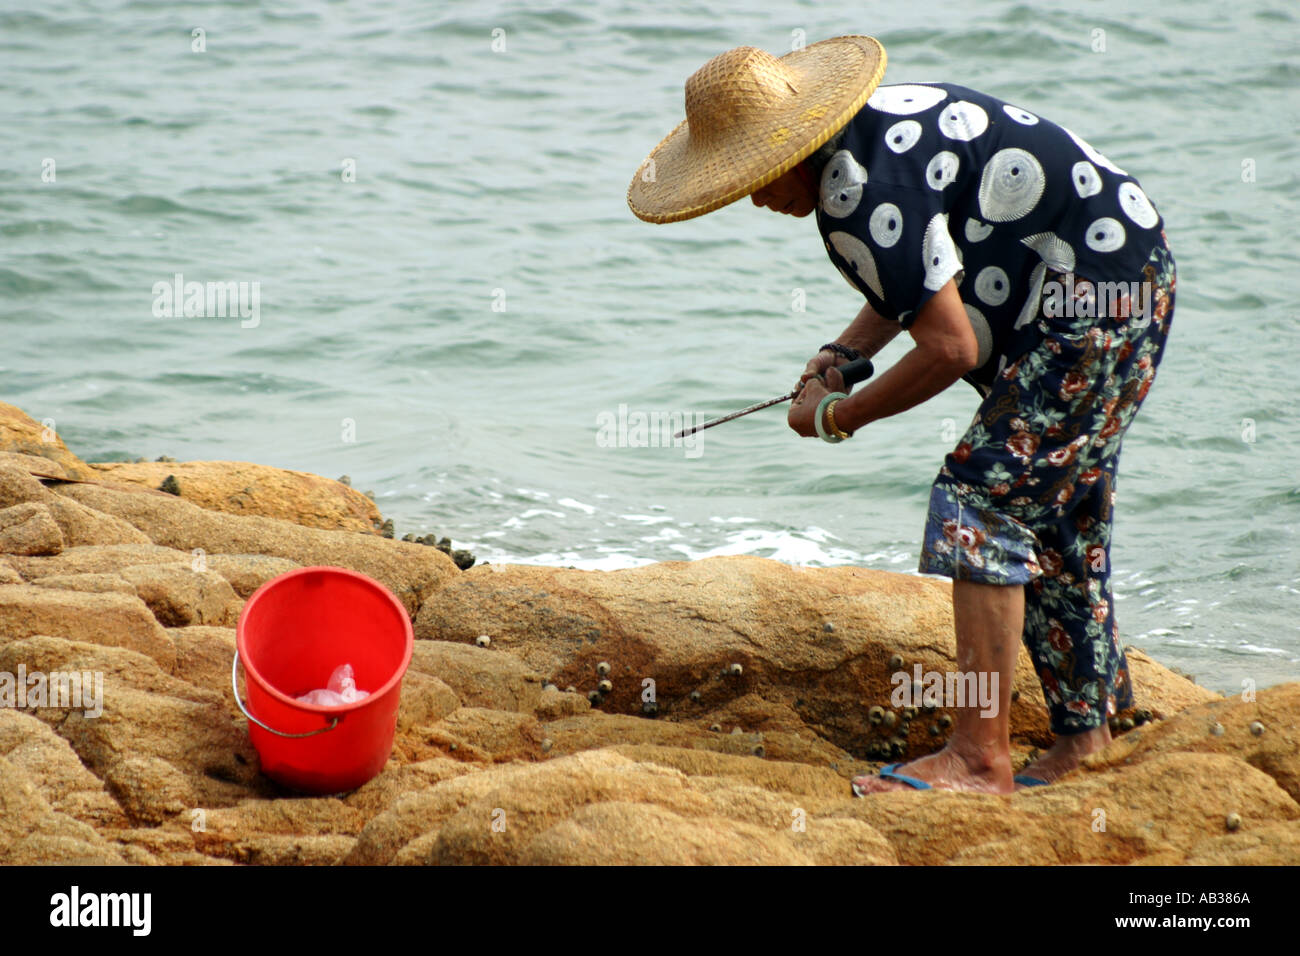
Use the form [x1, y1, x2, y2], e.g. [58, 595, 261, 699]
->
[3, 0, 1297, 695]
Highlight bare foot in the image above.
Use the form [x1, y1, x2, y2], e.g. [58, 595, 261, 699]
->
[851, 742, 1016, 796]
[1015, 724, 1113, 787]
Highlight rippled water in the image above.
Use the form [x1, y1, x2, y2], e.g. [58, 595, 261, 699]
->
[3, 0, 1298, 694]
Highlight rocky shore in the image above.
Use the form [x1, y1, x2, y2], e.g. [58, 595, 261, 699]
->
[0, 401, 1296, 865]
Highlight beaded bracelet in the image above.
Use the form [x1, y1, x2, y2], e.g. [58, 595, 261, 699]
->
[814, 391, 850, 444]
[819, 342, 861, 362]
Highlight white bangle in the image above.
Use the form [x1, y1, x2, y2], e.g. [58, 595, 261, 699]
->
[814, 391, 850, 443]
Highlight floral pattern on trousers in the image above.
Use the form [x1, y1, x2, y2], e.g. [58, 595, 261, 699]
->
[919, 235, 1176, 734]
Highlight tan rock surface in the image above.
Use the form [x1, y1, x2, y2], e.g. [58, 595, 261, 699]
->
[0, 403, 91, 479]
[50, 482, 456, 616]
[7, 542, 196, 580]
[0, 583, 176, 668]
[417, 559, 1218, 758]
[0, 402, 1290, 866]
[0, 502, 64, 555]
[88, 459, 383, 534]
[0, 755, 127, 865]
[32, 572, 138, 596]
[118, 562, 242, 628]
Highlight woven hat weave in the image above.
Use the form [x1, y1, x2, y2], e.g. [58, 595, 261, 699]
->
[627, 36, 886, 223]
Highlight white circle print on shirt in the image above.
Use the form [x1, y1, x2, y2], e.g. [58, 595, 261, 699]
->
[868, 202, 903, 248]
[938, 101, 988, 141]
[978, 148, 1046, 222]
[867, 84, 948, 115]
[922, 214, 962, 291]
[820, 150, 868, 218]
[1085, 217, 1126, 253]
[1117, 182, 1159, 228]
[926, 151, 960, 191]
[974, 266, 1011, 307]
[884, 119, 922, 154]
[1002, 104, 1039, 125]
[1072, 161, 1102, 198]
[828, 231, 885, 298]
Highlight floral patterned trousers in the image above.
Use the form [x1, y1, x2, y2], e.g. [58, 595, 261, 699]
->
[919, 235, 1176, 734]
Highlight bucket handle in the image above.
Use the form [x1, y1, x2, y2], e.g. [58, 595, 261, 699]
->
[231, 650, 341, 738]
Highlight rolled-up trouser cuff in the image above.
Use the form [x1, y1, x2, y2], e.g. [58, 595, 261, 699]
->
[918, 481, 1044, 585]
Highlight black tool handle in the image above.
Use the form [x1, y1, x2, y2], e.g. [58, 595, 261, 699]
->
[834, 356, 874, 389]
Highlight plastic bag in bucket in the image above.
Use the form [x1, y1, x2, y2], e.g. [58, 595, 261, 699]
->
[232, 566, 413, 794]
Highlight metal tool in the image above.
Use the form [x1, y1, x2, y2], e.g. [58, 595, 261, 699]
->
[673, 356, 875, 439]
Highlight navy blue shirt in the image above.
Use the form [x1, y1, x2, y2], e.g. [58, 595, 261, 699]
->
[815, 82, 1165, 392]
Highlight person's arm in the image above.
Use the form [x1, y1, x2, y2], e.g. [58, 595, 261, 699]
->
[788, 279, 978, 437]
[833, 298, 904, 358]
[799, 299, 902, 386]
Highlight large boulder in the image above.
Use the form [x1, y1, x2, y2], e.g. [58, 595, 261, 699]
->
[826, 752, 1300, 866]
[0, 583, 175, 669]
[1081, 682, 1300, 803]
[88, 460, 383, 534]
[50, 481, 458, 616]
[0, 466, 153, 547]
[0, 755, 127, 864]
[0, 401, 1290, 867]
[415, 557, 1217, 759]
[0, 403, 91, 480]
[0, 502, 63, 555]
[7, 543, 195, 579]
[118, 562, 242, 628]
[0, 709, 127, 829]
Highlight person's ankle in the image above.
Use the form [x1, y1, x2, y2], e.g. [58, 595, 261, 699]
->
[1046, 724, 1112, 758]
[946, 736, 1013, 775]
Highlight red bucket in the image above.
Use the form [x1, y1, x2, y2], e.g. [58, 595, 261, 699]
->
[232, 566, 413, 794]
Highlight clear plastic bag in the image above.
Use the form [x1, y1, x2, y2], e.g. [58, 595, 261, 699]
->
[296, 663, 370, 706]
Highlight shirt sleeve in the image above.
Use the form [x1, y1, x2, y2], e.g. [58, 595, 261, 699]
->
[820, 146, 964, 327]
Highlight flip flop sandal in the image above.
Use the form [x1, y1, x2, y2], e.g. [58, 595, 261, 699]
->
[1013, 774, 1049, 787]
[851, 762, 931, 796]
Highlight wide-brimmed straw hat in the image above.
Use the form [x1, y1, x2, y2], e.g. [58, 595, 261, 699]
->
[627, 36, 886, 223]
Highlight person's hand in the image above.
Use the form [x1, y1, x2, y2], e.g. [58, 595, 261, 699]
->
[797, 349, 847, 392]
[788, 364, 846, 437]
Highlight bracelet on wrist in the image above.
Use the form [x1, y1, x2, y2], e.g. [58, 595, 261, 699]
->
[826, 399, 853, 440]
[814, 391, 850, 444]
[819, 342, 861, 362]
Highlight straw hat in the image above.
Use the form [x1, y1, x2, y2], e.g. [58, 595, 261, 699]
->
[627, 36, 886, 223]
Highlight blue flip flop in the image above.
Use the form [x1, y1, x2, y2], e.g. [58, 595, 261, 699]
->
[1014, 774, 1049, 787]
[852, 762, 932, 796]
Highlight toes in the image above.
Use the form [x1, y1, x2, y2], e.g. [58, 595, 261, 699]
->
[850, 775, 914, 796]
